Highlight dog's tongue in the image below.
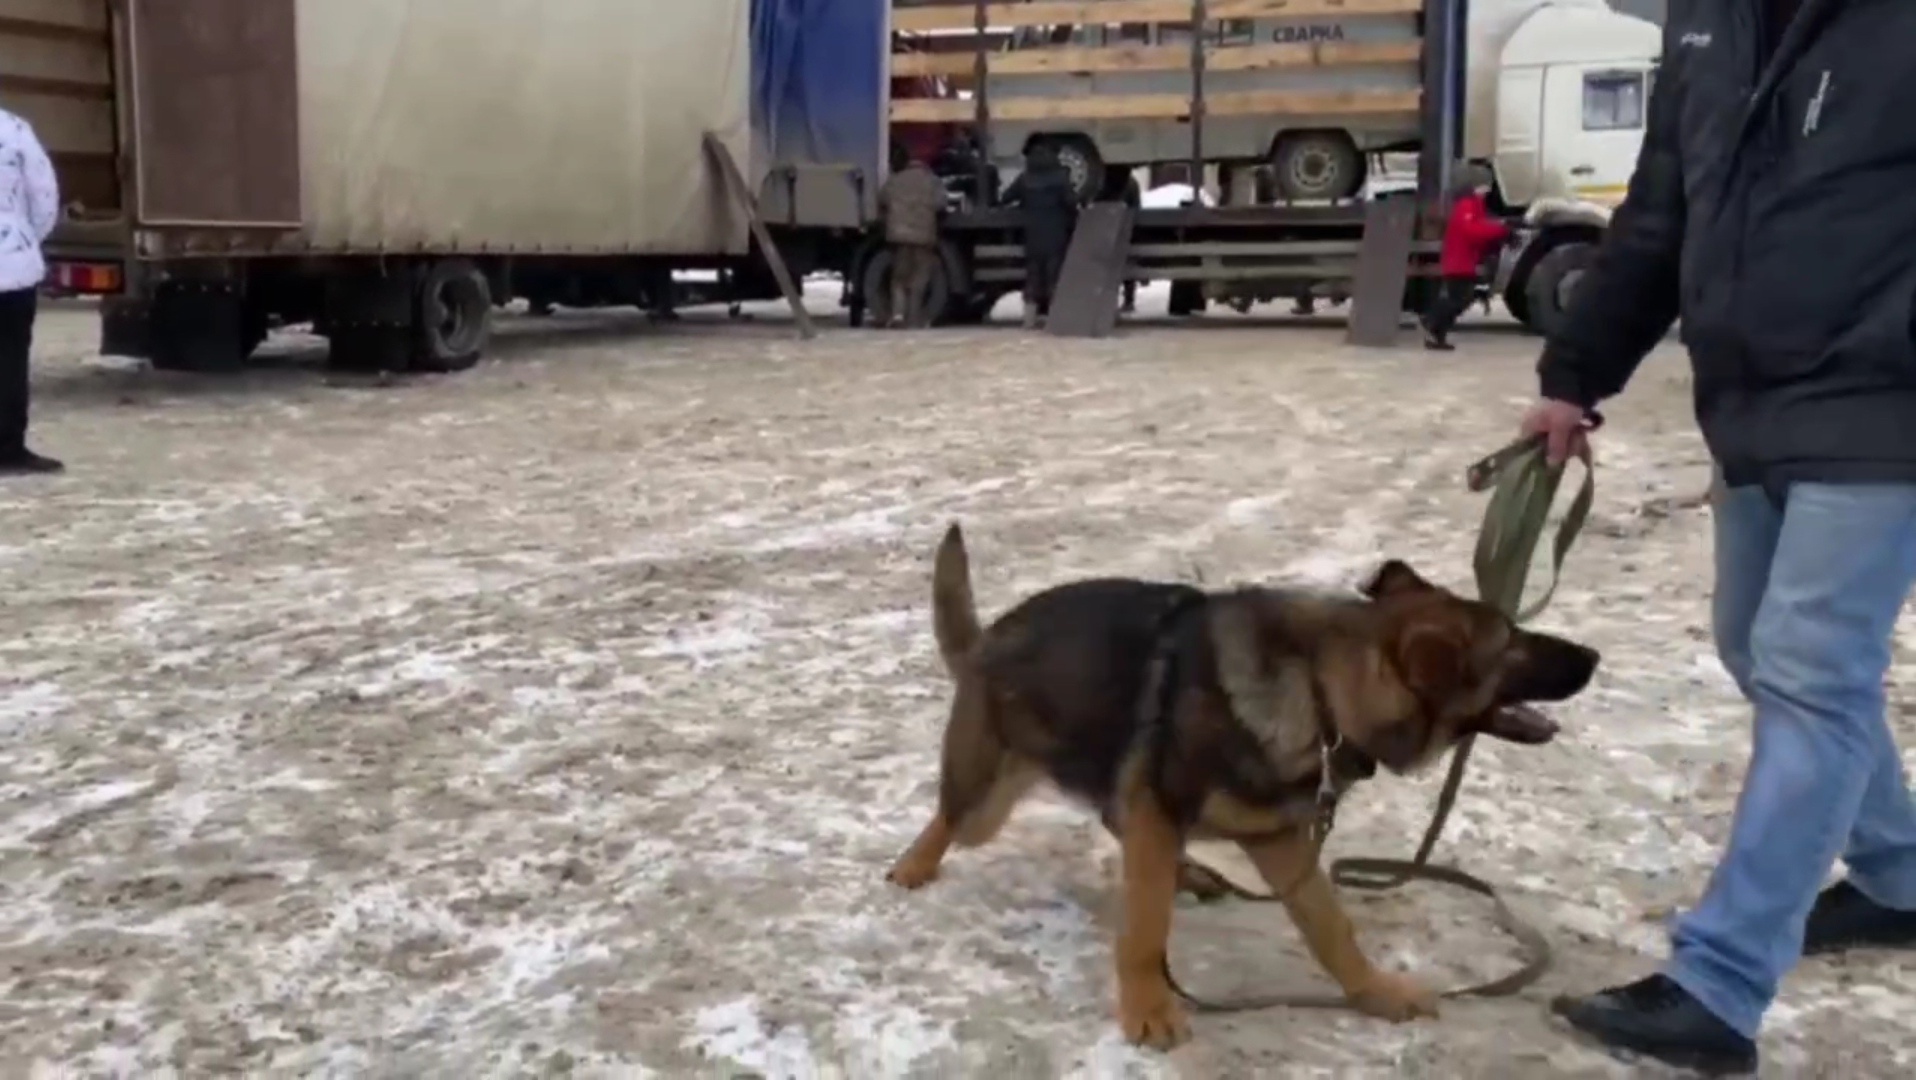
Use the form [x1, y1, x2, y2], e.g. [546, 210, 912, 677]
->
[1486, 703, 1560, 744]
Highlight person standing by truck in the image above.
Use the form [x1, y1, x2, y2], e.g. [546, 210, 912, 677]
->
[1421, 166, 1507, 351]
[0, 106, 61, 476]
[875, 146, 947, 329]
[1001, 143, 1079, 330]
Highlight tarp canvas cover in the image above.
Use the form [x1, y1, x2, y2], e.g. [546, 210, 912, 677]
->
[296, 0, 752, 254]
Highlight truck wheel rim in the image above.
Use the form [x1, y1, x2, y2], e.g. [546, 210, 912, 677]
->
[1057, 147, 1090, 192]
[1288, 148, 1337, 194]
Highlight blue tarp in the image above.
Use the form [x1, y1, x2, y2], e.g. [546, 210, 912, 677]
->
[750, 0, 888, 185]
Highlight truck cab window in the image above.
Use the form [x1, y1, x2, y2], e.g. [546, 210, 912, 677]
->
[1582, 70, 1646, 131]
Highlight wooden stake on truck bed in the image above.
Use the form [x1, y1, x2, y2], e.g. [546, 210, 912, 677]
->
[1187, 0, 1207, 205]
[701, 132, 818, 340]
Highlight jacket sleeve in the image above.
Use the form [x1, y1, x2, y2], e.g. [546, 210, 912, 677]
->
[1536, 47, 1685, 407]
[21, 120, 60, 241]
[1457, 198, 1509, 244]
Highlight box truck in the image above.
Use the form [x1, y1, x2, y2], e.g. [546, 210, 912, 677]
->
[2, 0, 800, 372]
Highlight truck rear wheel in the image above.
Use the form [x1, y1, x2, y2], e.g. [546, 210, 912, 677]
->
[412, 259, 492, 372]
[1502, 280, 1534, 332]
[1522, 242, 1596, 340]
[1269, 132, 1366, 202]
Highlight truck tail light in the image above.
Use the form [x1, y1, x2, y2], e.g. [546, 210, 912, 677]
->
[47, 262, 125, 295]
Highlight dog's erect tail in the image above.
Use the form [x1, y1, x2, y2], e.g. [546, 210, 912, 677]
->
[931, 522, 982, 675]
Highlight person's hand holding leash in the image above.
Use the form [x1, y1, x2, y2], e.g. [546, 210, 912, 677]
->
[1519, 399, 1599, 467]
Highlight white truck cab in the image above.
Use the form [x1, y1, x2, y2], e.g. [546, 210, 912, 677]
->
[1475, 0, 1663, 335]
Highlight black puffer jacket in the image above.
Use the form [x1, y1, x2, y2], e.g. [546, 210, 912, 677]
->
[1538, 0, 1916, 486]
[1003, 146, 1080, 252]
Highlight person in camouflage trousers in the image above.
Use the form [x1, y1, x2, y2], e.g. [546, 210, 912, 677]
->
[876, 147, 946, 329]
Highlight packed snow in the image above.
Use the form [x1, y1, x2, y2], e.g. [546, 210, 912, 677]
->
[2, 291, 1911, 1076]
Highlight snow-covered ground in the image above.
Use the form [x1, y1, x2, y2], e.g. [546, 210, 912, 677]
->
[3, 291, 1912, 1076]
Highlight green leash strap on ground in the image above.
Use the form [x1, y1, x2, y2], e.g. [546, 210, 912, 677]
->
[1167, 433, 1595, 1015]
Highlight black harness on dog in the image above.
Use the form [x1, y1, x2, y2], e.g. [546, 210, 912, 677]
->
[1132, 589, 1366, 845]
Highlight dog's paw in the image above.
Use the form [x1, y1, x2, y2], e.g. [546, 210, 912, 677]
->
[1350, 970, 1441, 1022]
[885, 856, 939, 890]
[1118, 986, 1192, 1050]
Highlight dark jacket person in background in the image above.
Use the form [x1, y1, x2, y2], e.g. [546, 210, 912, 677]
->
[1001, 142, 1078, 329]
[1524, 1, 1916, 1072]
[876, 147, 947, 329]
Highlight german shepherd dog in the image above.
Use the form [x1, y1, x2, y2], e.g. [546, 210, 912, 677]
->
[887, 525, 1599, 1049]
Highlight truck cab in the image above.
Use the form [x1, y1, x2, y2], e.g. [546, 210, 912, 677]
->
[1476, 0, 1662, 335]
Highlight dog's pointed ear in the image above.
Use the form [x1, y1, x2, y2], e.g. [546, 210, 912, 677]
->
[1394, 624, 1465, 700]
[1362, 559, 1434, 599]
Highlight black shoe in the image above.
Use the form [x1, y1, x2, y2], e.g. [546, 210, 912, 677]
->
[1423, 336, 1455, 352]
[1803, 880, 1916, 956]
[1552, 974, 1757, 1075]
[0, 449, 63, 475]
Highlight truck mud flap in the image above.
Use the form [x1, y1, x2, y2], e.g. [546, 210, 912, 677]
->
[99, 295, 154, 361]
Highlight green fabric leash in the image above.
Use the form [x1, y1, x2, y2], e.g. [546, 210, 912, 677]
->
[1467, 432, 1597, 620]
[1167, 433, 1596, 1013]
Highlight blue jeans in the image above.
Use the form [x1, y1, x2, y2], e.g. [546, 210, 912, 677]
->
[1666, 482, 1916, 1036]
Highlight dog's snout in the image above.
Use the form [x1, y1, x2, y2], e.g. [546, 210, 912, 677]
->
[1505, 631, 1600, 703]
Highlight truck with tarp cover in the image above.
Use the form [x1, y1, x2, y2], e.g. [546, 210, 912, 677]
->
[0, 0, 890, 371]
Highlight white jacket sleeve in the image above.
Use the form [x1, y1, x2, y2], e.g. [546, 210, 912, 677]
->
[21, 125, 59, 241]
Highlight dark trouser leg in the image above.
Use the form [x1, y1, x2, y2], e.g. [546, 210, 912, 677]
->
[1122, 278, 1137, 312]
[1421, 277, 1473, 345]
[1022, 250, 1052, 327]
[1026, 248, 1065, 317]
[0, 288, 35, 456]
